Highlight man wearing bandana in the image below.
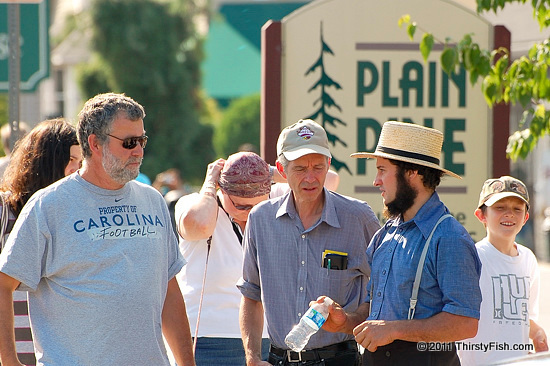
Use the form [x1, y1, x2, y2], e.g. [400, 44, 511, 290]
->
[175, 151, 338, 365]
[237, 120, 380, 366]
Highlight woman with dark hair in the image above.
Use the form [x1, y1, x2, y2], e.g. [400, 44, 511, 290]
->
[0, 118, 81, 366]
[1, 118, 80, 217]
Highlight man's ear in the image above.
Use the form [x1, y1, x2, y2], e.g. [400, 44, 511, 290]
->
[405, 168, 419, 182]
[275, 161, 287, 179]
[88, 134, 102, 155]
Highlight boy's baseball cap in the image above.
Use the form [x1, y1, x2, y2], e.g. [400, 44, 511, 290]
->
[277, 119, 331, 161]
[477, 176, 529, 210]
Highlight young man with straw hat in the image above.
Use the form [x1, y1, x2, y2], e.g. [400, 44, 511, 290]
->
[319, 121, 482, 366]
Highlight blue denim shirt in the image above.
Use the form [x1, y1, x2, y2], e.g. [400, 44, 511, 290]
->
[238, 188, 381, 349]
[366, 192, 482, 321]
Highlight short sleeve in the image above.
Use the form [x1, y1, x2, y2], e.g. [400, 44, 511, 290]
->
[0, 197, 48, 291]
[236, 214, 262, 302]
[436, 232, 482, 319]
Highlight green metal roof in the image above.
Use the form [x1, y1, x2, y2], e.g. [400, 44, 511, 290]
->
[202, 2, 307, 105]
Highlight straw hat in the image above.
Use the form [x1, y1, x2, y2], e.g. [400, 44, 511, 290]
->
[351, 121, 461, 179]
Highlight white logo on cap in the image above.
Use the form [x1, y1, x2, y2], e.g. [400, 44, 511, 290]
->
[297, 126, 314, 140]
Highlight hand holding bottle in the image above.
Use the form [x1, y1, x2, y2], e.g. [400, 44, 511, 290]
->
[312, 296, 350, 334]
[284, 297, 334, 352]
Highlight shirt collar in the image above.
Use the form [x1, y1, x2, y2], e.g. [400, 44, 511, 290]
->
[275, 188, 341, 229]
[403, 191, 448, 239]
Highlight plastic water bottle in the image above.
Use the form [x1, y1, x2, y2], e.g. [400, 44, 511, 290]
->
[284, 297, 333, 352]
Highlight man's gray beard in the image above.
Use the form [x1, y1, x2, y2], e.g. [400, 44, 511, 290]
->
[102, 144, 141, 185]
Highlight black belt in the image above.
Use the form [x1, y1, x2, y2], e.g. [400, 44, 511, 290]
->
[270, 340, 358, 363]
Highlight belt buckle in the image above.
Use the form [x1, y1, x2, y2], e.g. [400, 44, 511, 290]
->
[286, 349, 302, 363]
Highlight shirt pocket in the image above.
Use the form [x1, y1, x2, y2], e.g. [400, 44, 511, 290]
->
[316, 266, 363, 306]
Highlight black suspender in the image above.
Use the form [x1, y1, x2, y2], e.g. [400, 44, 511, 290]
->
[217, 196, 243, 245]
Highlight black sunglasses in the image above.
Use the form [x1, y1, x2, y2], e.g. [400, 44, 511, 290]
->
[107, 134, 148, 150]
[223, 191, 255, 211]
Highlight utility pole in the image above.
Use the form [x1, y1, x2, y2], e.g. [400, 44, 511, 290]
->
[7, 3, 21, 149]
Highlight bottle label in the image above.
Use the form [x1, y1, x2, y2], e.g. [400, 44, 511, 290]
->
[303, 307, 326, 330]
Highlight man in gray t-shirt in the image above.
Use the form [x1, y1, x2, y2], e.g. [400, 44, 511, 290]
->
[0, 93, 195, 366]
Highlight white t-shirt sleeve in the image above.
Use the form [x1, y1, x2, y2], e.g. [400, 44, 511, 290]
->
[269, 183, 290, 199]
[526, 246, 540, 321]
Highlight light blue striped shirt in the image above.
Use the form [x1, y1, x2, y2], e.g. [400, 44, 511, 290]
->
[238, 188, 380, 349]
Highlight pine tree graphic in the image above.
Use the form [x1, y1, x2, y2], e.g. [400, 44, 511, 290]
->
[303, 22, 351, 174]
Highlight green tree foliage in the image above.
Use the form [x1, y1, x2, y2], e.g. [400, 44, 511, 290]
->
[76, 56, 112, 98]
[399, 0, 550, 161]
[213, 93, 260, 157]
[78, 0, 214, 183]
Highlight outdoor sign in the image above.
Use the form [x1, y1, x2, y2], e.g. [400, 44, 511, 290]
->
[0, 0, 49, 91]
[263, 0, 509, 240]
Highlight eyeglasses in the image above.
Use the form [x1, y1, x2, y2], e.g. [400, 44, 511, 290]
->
[223, 191, 255, 211]
[107, 134, 148, 150]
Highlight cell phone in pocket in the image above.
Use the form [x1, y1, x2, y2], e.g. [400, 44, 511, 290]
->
[322, 253, 348, 270]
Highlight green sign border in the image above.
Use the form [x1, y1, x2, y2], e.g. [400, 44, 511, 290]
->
[0, 0, 49, 92]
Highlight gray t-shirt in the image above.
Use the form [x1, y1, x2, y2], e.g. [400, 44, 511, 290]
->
[0, 173, 185, 365]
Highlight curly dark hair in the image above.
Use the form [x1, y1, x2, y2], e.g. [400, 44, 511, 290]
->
[1, 118, 78, 216]
[390, 159, 444, 190]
